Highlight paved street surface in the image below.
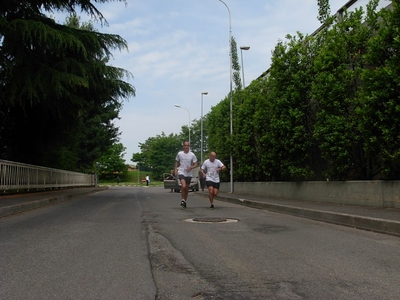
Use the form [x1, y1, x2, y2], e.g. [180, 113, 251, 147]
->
[1, 186, 400, 299]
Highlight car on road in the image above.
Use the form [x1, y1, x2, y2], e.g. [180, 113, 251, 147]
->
[163, 169, 199, 193]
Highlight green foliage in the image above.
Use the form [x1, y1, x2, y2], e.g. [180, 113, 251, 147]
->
[0, 0, 135, 171]
[359, 0, 400, 179]
[317, 0, 331, 24]
[233, 79, 271, 181]
[266, 33, 316, 180]
[131, 0, 400, 182]
[312, 4, 375, 180]
[95, 143, 128, 176]
[230, 36, 242, 90]
[132, 133, 182, 180]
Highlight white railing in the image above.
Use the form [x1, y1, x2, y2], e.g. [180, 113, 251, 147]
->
[0, 160, 96, 192]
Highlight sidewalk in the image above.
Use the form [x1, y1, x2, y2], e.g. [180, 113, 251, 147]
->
[196, 191, 400, 237]
[0, 187, 108, 218]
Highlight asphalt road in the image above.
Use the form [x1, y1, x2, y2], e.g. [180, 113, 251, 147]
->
[1, 186, 400, 300]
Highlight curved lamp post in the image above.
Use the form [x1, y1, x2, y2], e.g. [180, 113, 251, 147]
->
[240, 46, 250, 88]
[174, 104, 191, 148]
[201, 92, 208, 164]
[218, 0, 234, 193]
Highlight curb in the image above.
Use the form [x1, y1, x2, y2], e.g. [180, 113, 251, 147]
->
[0, 187, 108, 218]
[198, 193, 400, 237]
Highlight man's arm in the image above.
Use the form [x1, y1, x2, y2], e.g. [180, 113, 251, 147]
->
[217, 162, 226, 173]
[174, 161, 179, 175]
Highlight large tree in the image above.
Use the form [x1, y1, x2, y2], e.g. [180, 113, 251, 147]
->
[95, 142, 127, 176]
[132, 133, 182, 180]
[0, 0, 135, 170]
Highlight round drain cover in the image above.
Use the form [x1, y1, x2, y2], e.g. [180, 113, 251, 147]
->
[184, 217, 238, 223]
[193, 217, 227, 222]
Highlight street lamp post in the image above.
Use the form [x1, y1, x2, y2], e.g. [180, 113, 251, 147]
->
[218, 0, 233, 193]
[201, 92, 208, 165]
[240, 46, 250, 88]
[174, 104, 191, 148]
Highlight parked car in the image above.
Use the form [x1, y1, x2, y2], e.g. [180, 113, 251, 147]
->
[186, 176, 199, 192]
[163, 173, 180, 193]
[163, 169, 199, 192]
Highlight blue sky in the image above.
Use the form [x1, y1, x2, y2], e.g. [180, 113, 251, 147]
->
[53, 0, 389, 164]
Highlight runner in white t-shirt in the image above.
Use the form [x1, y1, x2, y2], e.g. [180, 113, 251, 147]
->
[200, 151, 226, 209]
[175, 141, 198, 209]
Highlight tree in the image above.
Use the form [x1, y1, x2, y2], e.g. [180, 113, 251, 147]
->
[312, 3, 375, 180]
[61, 13, 127, 171]
[132, 133, 182, 180]
[359, 0, 400, 179]
[0, 0, 135, 171]
[95, 143, 127, 177]
[232, 79, 271, 181]
[265, 32, 317, 180]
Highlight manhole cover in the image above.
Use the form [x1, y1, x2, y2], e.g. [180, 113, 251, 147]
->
[184, 217, 239, 223]
[194, 217, 227, 222]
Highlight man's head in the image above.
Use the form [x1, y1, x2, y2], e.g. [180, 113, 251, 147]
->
[183, 141, 190, 153]
[209, 151, 216, 162]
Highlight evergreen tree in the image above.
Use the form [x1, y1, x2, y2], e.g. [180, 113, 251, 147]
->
[0, 0, 135, 170]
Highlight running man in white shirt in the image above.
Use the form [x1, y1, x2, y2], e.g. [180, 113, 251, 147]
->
[200, 151, 226, 209]
[175, 141, 198, 209]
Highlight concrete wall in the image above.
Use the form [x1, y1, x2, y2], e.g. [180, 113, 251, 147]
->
[219, 181, 400, 208]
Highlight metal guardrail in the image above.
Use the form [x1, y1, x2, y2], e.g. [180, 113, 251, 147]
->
[0, 160, 96, 192]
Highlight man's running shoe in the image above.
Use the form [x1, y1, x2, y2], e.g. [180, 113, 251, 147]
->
[180, 200, 187, 209]
[210, 204, 214, 210]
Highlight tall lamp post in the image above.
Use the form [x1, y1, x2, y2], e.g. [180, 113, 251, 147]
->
[200, 92, 208, 165]
[218, 0, 233, 193]
[174, 104, 191, 148]
[240, 46, 250, 88]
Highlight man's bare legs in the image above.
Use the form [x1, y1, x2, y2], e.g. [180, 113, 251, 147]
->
[179, 177, 191, 209]
[207, 186, 219, 209]
[180, 178, 189, 202]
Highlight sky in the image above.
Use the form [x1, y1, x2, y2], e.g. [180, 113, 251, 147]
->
[53, 0, 389, 164]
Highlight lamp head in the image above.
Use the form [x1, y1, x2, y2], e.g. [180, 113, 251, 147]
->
[174, 104, 181, 108]
[202, 92, 208, 95]
[240, 46, 250, 50]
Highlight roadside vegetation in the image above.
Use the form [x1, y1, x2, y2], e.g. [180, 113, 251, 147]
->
[2, 0, 399, 182]
[135, 0, 400, 182]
